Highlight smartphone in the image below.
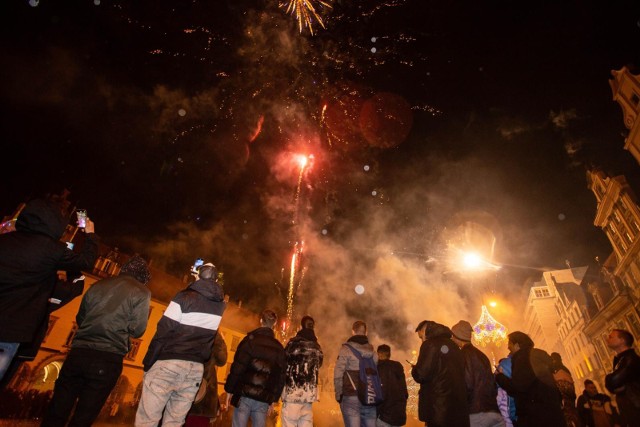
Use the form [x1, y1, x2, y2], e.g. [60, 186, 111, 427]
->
[76, 210, 87, 228]
[65, 242, 74, 250]
[191, 258, 204, 273]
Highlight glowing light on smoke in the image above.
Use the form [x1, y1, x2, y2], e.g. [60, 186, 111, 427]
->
[472, 305, 508, 347]
[280, 0, 333, 35]
[354, 284, 365, 294]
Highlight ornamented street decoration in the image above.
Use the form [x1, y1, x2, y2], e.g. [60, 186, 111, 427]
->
[472, 305, 507, 347]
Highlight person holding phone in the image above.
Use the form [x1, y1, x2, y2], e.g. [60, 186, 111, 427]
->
[0, 197, 98, 383]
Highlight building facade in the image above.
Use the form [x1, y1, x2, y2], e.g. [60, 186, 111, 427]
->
[610, 66, 640, 165]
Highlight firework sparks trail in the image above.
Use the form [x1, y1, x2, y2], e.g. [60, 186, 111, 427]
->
[280, 0, 332, 35]
[286, 241, 304, 330]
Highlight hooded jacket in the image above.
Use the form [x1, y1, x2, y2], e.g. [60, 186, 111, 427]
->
[411, 321, 469, 427]
[495, 346, 566, 427]
[72, 273, 151, 356]
[0, 199, 98, 343]
[460, 342, 500, 414]
[334, 334, 377, 401]
[224, 326, 287, 405]
[142, 278, 226, 369]
[283, 327, 324, 403]
[377, 358, 408, 426]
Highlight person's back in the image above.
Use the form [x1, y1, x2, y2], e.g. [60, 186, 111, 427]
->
[376, 344, 408, 427]
[72, 274, 150, 354]
[42, 256, 151, 427]
[604, 329, 640, 427]
[412, 320, 469, 427]
[224, 309, 286, 427]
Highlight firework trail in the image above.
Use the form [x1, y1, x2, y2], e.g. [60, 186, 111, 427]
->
[280, 0, 332, 35]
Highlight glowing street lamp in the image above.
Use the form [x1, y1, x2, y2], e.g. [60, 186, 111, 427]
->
[459, 251, 501, 272]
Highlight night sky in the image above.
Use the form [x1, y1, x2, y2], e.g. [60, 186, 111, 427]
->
[3, 0, 640, 346]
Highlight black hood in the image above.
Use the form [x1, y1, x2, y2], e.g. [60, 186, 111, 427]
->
[424, 321, 453, 340]
[16, 199, 67, 239]
[188, 278, 224, 302]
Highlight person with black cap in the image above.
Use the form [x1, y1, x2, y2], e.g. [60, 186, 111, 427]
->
[136, 261, 226, 427]
[412, 320, 469, 427]
[41, 255, 152, 427]
[450, 320, 504, 427]
[376, 344, 408, 427]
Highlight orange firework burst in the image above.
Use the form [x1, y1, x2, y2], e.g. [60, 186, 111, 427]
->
[280, 0, 332, 35]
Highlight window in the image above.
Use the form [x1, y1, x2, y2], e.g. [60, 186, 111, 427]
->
[64, 323, 78, 348]
[626, 312, 640, 337]
[125, 339, 141, 361]
[230, 335, 241, 352]
[534, 288, 551, 298]
[45, 316, 59, 343]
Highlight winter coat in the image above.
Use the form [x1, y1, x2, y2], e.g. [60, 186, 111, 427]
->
[0, 199, 98, 343]
[605, 348, 640, 426]
[283, 327, 323, 403]
[411, 322, 469, 427]
[377, 359, 408, 426]
[143, 278, 226, 370]
[460, 343, 500, 414]
[495, 347, 566, 427]
[576, 391, 616, 427]
[72, 273, 151, 356]
[333, 334, 377, 401]
[187, 333, 228, 419]
[225, 326, 286, 405]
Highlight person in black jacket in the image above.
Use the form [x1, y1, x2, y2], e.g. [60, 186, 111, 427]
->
[41, 255, 152, 427]
[135, 262, 226, 427]
[495, 331, 566, 427]
[604, 329, 640, 427]
[0, 197, 98, 382]
[376, 344, 408, 427]
[223, 309, 286, 427]
[412, 320, 470, 427]
[450, 320, 504, 427]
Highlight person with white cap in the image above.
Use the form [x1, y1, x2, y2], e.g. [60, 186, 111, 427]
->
[450, 320, 505, 427]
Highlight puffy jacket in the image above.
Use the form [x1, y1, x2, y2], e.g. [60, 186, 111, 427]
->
[283, 327, 323, 403]
[495, 347, 565, 427]
[72, 273, 151, 356]
[0, 199, 98, 343]
[460, 343, 499, 414]
[333, 335, 377, 401]
[411, 321, 469, 427]
[377, 359, 408, 426]
[143, 278, 226, 369]
[225, 326, 286, 405]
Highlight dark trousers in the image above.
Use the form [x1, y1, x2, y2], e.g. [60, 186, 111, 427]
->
[41, 347, 123, 427]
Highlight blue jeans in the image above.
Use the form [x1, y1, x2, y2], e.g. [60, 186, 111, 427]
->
[135, 359, 204, 427]
[0, 342, 20, 381]
[232, 396, 269, 427]
[340, 395, 377, 427]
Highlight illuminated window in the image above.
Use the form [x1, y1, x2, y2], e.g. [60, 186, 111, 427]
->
[64, 323, 78, 348]
[534, 288, 550, 298]
[125, 339, 141, 361]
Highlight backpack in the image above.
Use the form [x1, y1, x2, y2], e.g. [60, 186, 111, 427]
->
[344, 343, 384, 406]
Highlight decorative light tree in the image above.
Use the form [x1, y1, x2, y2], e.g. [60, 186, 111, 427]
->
[472, 305, 508, 347]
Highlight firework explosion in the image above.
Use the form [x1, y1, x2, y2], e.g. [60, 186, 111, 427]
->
[280, 0, 332, 35]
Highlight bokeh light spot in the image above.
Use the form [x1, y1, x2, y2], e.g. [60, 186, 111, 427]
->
[321, 229, 328, 235]
[178, 108, 187, 117]
[364, 165, 370, 171]
[355, 284, 365, 294]
[29, 0, 39, 6]
[372, 190, 377, 196]
[371, 47, 377, 53]
[558, 213, 566, 220]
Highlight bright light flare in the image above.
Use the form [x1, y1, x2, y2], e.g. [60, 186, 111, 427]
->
[295, 154, 308, 169]
[489, 301, 497, 308]
[462, 252, 483, 270]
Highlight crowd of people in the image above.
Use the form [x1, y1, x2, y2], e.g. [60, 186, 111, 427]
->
[1, 197, 640, 427]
